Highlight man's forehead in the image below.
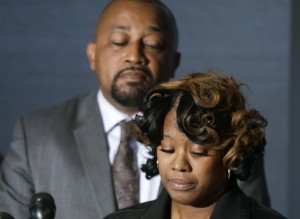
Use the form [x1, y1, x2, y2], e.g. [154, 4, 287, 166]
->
[101, 0, 167, 23]
[111, 25, 163, 34]
[96, 0, 178, 48]
[99, 6, 168, 35]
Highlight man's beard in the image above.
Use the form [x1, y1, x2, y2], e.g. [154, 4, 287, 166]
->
[111, 67, 154, 109]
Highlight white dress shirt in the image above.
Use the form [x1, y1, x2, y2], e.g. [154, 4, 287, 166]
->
[97, 90, 161, 203]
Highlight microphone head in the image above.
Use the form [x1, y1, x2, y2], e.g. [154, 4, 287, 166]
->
[30, 192, 56, 219]
[0, 212, 14, 219]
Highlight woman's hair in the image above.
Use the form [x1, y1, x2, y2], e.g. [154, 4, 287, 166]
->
[133, 71, 267, 181]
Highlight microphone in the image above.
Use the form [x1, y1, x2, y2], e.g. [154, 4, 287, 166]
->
[29, 192, 56, 219]
[0, 212, 14, 219]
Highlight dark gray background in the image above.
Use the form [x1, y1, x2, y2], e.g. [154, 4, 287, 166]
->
[0, 0, 298, 218]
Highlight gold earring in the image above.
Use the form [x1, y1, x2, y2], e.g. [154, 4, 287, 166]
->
[227, 169, 231, 180]
[156, 160, 159, 168]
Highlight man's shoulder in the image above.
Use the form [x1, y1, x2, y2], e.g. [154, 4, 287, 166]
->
[15, 91, 98, 133]
[25, 92, 97, 121]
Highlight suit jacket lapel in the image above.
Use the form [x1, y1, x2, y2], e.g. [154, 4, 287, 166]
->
[73, 92, 117, 216]
[211, 182, 251, 219]
[143, 189, 171, 219]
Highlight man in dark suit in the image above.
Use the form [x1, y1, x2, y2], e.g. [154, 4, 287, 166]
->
[0, 0, 269, 218]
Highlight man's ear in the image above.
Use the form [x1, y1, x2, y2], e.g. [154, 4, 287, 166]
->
[171, 52, 181, 78]
[173, 52, 181, 70]
[86, 42, 96, 70]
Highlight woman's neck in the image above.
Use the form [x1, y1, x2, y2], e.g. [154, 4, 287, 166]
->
[171, 201, 216, 219]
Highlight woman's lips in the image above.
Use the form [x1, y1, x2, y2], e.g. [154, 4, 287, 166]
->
[168, 178, 195, 191]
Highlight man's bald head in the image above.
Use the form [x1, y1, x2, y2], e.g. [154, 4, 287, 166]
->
[97, 0, 179, 51]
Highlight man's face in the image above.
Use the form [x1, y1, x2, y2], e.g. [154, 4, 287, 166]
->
[87, 0, 180, 114]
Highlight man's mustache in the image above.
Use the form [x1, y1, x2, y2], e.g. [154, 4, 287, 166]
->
[115, 66, 153, 83]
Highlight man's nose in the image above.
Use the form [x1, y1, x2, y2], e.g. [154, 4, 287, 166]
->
[125, 42, 147, 65]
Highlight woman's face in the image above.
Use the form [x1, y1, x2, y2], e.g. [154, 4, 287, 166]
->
[157, 109, 227, 207]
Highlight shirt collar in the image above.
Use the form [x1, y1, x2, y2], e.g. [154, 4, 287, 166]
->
[97, 90, 134, 133]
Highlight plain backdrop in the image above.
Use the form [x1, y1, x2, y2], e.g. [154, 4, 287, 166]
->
[1, 0, 299, 218]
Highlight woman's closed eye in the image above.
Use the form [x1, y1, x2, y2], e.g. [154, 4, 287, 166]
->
[159, 148, 174, 154]
[191, 150, 208, 157]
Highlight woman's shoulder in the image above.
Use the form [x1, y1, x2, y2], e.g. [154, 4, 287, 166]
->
[104, 201, 154, 219]
[249, 197, 286, 219]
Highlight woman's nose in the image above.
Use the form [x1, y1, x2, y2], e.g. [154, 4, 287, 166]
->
[171, 154, 192, 172]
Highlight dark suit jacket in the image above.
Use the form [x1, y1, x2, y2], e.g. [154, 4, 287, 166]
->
[0, 91, 270, 219]
[104, 183, 285, 219]
[0, 92, 117, 219]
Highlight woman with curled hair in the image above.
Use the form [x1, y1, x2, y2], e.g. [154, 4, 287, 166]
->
[105, 72, 285, 219]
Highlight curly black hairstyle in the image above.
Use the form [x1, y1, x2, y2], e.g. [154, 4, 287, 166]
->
[132, 71, 267, 181]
